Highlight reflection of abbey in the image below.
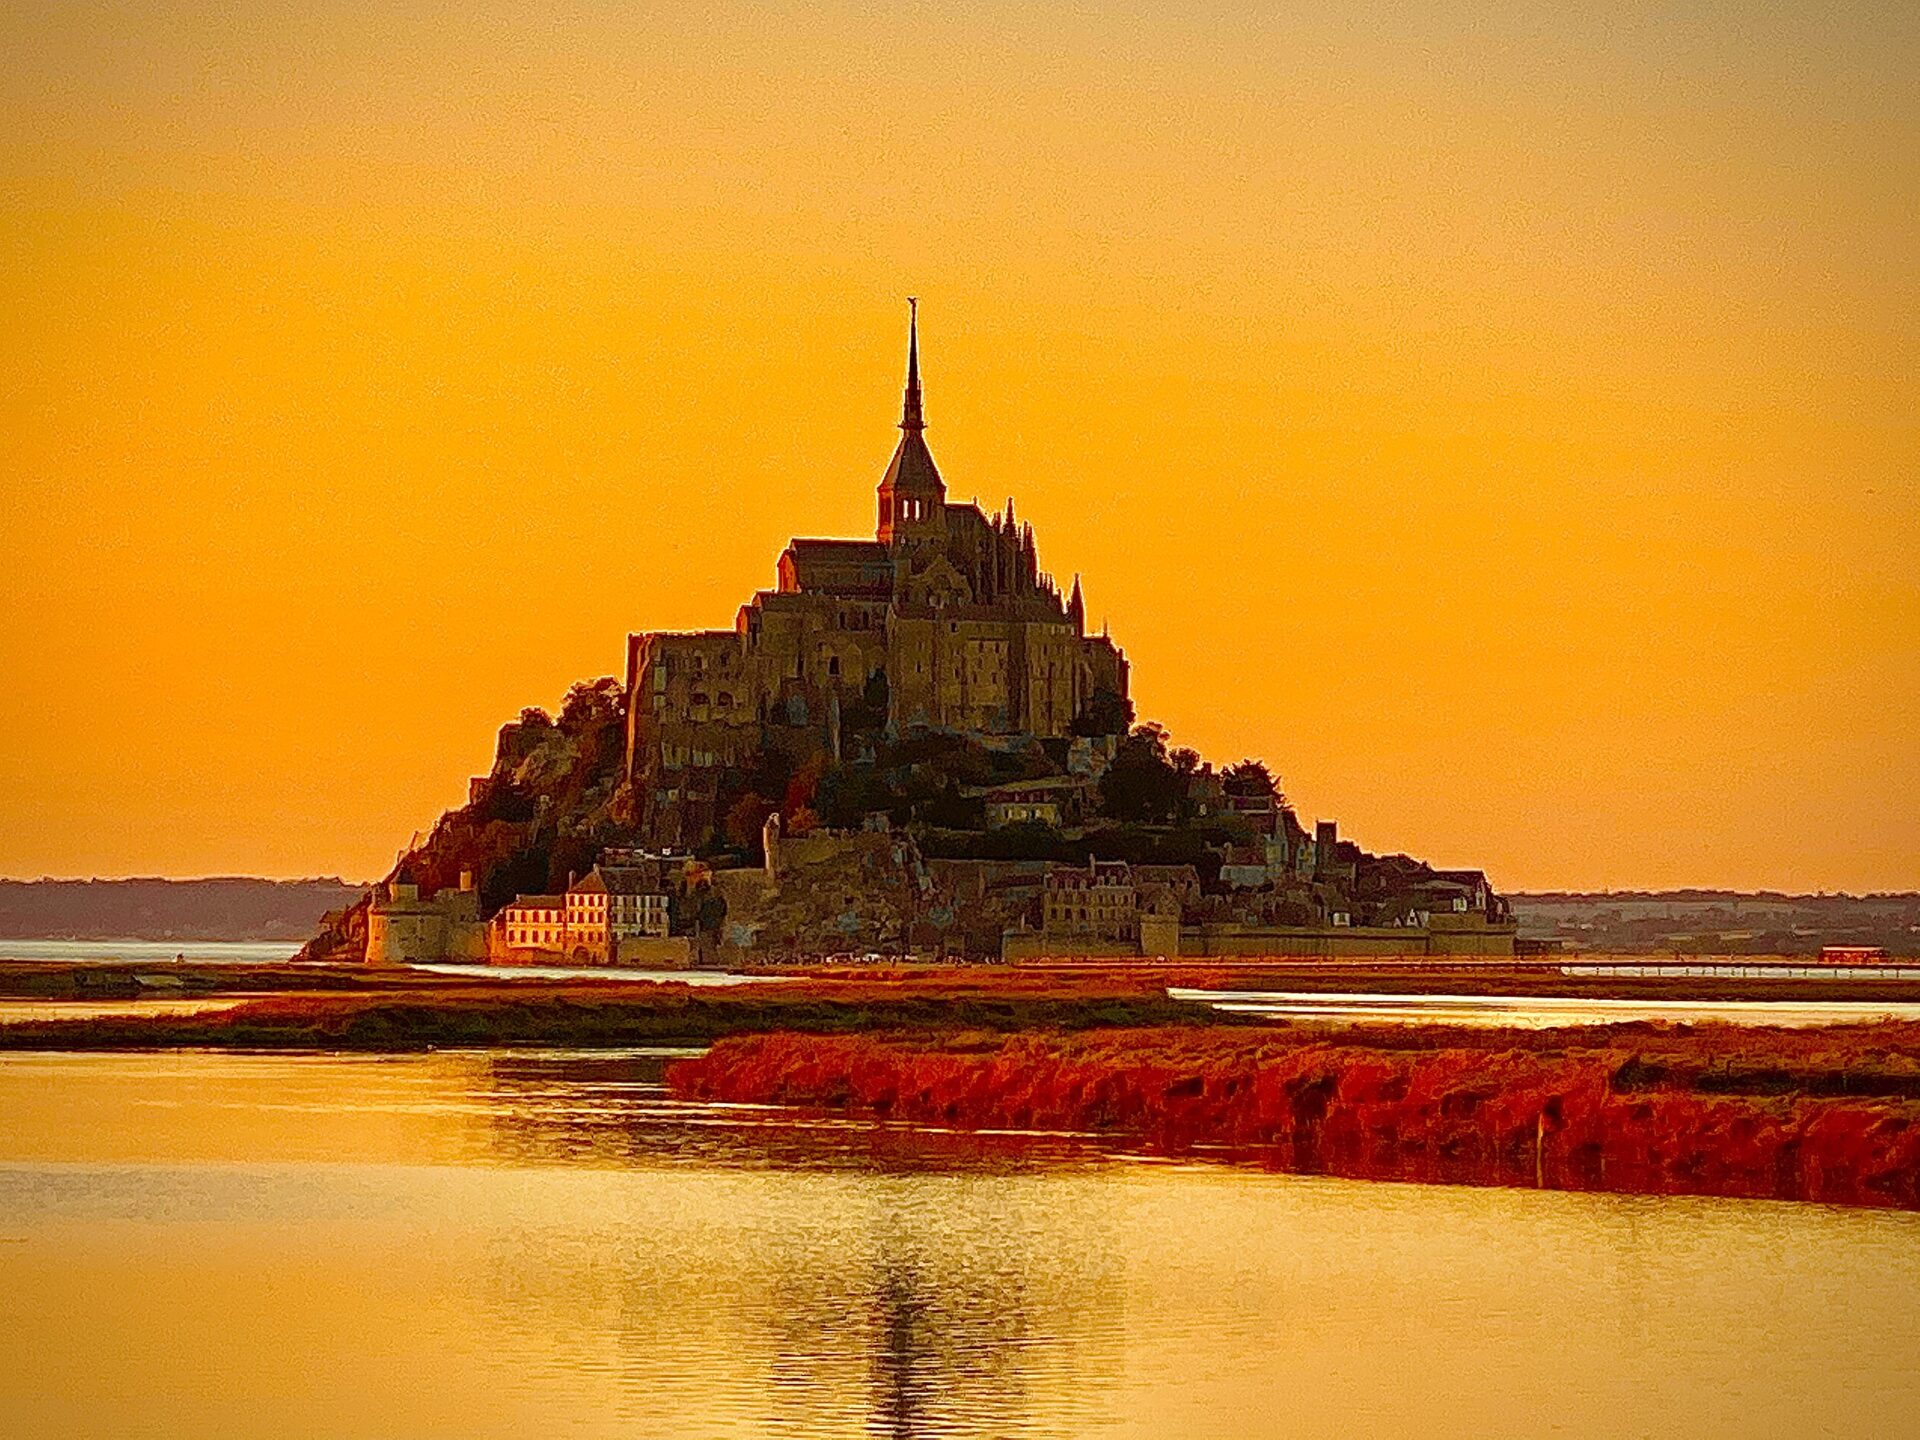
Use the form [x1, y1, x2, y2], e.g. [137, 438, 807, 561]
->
[624, 302, 1127, 848]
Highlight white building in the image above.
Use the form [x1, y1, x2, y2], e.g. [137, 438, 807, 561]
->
[564, 864, 672, 963]
[493, 894, 567, 955]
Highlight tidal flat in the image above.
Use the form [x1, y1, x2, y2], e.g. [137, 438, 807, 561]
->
[3, 961, 1919, 1211]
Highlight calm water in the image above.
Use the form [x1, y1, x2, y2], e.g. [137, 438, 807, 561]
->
[0, 938, 764, 986]
[0, 939, 299, 964]
[1171, 987, 1920, 1028]
[2, 1052, 1917, 1438]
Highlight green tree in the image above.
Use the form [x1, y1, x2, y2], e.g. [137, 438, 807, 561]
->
[1070, 687, 1134, 738]
[1098, 723, 1185, 822]
[1222, 758, 1285, 806]
[841, 668, 891, 735]
[558, 677, 625, 734]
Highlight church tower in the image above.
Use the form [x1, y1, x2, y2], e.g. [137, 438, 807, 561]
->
[876, 298, 948, 545]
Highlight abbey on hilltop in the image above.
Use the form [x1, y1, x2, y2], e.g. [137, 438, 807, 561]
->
[316, 301, 1516, 967]
[624, 301, 1130, 848]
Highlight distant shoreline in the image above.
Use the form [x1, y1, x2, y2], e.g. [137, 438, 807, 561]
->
[1511, 889, 1920, 903]
[4, 879, 1915, 952]
[0, 877, 368, 943]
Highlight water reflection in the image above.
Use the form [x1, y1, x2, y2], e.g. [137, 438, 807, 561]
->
[474, 1052, 1116, 1436]
[0, 939, 297, 964]
[475, 1049, 1111, 1174]
[1173, 986, 1920, 1027]
[2, 1051, 1919, 1439]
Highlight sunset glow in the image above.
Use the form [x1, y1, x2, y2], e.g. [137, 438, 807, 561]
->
[2, 2, 1913, 889]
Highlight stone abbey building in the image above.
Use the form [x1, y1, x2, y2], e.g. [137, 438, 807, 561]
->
[625, 304, 1129, 848]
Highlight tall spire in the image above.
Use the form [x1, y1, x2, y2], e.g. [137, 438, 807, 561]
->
[876, 295, 945, 542]
[900, 296, 924, 433]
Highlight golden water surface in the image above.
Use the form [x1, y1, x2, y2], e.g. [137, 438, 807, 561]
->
[2, 1050, 1916, 1439]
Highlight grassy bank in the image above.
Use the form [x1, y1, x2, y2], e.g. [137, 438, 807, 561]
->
[668, 1024, 1920, 1210]
[0, 977, 1222, 1050]
[10, 956, 1920, 1004]
[0, 961, 418, 1000]
[6, 958, 1920, 1051]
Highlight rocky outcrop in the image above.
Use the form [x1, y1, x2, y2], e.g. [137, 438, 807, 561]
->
[298, 679, 632, 962]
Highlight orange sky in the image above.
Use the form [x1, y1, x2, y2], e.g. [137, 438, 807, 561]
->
[1, 2, 1914, 891]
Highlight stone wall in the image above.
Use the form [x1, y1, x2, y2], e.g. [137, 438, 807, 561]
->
[1186, 922, 1514, 959]
[1004, 920, 1517, 962]
[1002, 932, 1148, 962]
[613, 935, 694, 968]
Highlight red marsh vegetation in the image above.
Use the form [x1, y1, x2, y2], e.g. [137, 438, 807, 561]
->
[669, 1024, 1920, 1209]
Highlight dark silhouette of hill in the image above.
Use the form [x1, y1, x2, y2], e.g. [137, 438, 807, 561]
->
[1510, 891, 1920, 955]
[0, 877, 369, 942]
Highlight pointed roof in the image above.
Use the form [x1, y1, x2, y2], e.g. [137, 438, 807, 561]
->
[879, 297, 944, 499]
[901, 296, 924, 433]
[880, 429, 944, 497]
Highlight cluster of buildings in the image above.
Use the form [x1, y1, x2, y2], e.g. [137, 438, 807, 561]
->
[365, 853, 690, 967]
[983, 810, 1511, 961]
[1004, 842, 1513, 961]
[722, 812, 1514, 962]
[492, 854, 680, 964]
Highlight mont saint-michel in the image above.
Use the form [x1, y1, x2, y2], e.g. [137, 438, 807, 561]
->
[305, 307, 1514, 968]
[6, 3, 1915, 1434]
